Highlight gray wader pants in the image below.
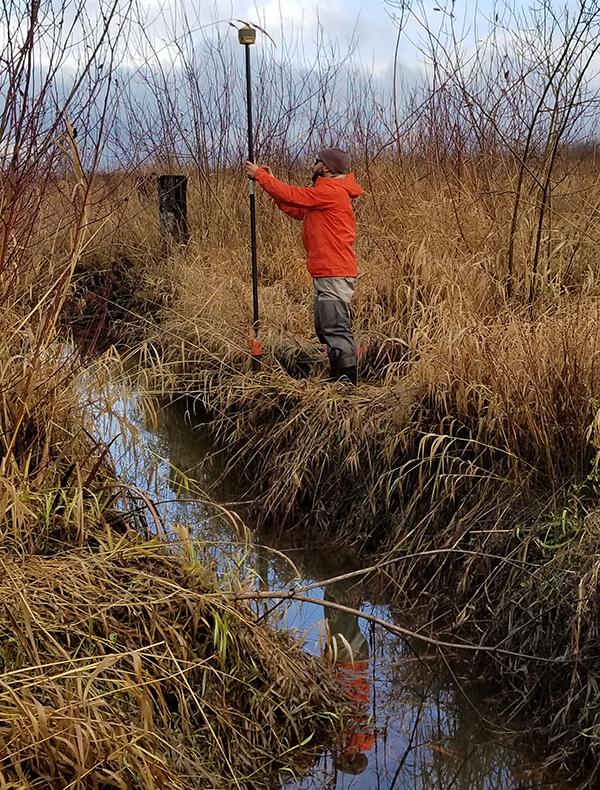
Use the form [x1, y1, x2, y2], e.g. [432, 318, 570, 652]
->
[313, 276, 357, 371]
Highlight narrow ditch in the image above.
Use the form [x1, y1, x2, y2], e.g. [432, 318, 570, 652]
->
[84, 370, 569, 790]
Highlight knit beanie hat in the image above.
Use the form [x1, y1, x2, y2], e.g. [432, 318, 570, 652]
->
[318, 147, 350, 174]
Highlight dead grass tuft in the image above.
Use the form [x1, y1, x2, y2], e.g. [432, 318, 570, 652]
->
[0, 531, 346, 789]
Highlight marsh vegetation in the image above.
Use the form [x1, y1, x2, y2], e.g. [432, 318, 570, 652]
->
[4, 0, 600, 786]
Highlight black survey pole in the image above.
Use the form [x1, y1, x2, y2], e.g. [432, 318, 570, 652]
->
[239, 26, 261, 368]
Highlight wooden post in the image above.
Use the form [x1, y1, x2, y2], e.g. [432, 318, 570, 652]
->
[158, 175, 189, 249]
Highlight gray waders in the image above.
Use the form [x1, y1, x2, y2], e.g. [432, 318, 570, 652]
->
[313, 276, 357, 384]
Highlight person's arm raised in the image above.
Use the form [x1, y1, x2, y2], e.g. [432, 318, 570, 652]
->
[254, 167, 333, 209]
[276, 202, 305, 220]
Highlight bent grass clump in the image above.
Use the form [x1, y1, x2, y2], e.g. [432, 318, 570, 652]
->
[0, 533, 348, 789]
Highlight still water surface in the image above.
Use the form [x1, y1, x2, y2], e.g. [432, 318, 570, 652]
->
[88, 381, 564, 790]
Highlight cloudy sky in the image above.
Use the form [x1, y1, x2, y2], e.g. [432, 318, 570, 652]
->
[133, 0, 512, 78]
[239, 0, 500, 73]
[113, 0, 593, 101]
[127, 0, 589, 98]
[19, 0, 591, 164]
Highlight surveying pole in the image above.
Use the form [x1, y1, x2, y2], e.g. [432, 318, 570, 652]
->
[238, 26, 261, 369]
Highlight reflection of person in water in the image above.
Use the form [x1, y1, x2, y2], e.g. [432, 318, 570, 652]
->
[323, 587, 376, 776]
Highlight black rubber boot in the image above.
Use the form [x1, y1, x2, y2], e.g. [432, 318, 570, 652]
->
[338, 365, 358, 385]
[328, 365, 357, 385]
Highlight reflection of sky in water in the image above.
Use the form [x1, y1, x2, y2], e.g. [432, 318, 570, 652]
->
[85, 381, 560, 790]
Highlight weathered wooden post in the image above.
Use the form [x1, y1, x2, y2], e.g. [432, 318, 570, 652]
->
[158, 175, 189, 249]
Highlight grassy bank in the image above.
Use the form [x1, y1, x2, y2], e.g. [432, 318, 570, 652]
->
[0, 323, 354, 788]
[66, 156, 600, 783]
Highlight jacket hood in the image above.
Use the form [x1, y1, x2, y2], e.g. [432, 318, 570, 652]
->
[327, 173, 364, 199]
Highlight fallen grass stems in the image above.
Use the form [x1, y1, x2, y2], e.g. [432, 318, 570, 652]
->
[0, 534, 350, 789]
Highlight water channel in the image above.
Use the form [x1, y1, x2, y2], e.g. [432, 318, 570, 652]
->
[87, 375, 566, 790]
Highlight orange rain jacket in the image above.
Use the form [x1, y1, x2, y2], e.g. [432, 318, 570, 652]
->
[254, 168, 364, 278]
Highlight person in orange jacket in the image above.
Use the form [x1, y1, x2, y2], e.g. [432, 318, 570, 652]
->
[245, 148, 364, 384]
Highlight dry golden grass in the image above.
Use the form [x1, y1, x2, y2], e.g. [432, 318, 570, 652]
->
[63, 155, 600, 782]
[73, 158, 600, 491]
[0, 170, 350, 789]
[0, 530, 348, 789]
